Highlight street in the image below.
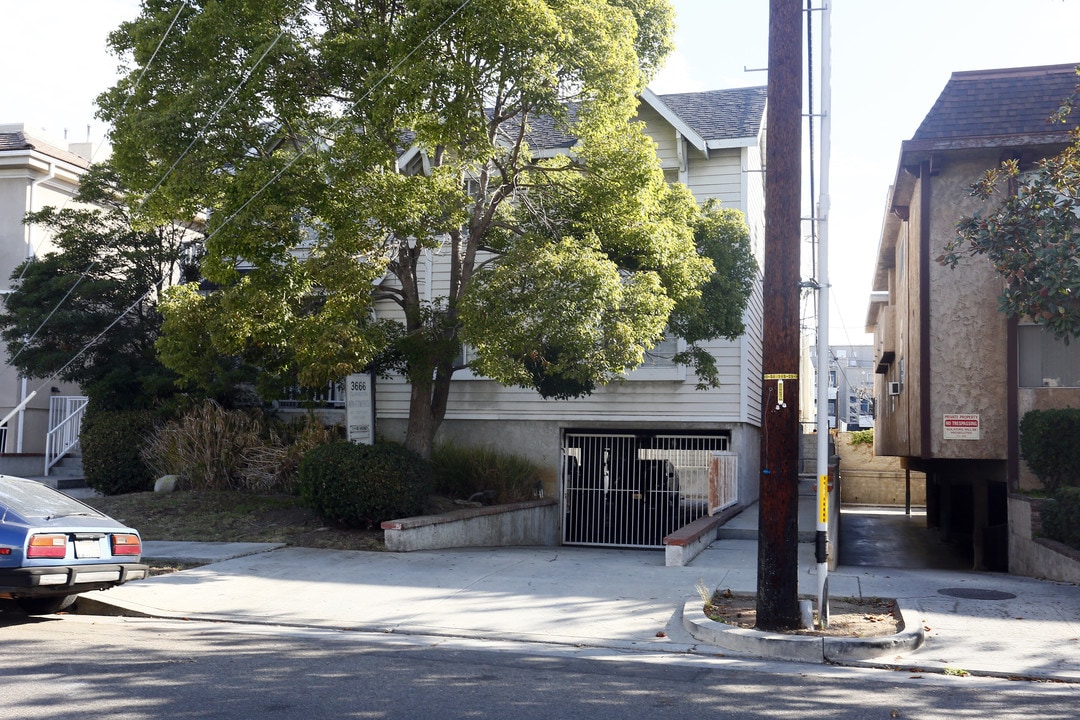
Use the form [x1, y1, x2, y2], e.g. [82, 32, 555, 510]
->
[2, 613, 1076, 719]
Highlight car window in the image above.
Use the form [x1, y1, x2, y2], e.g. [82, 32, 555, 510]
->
[0, 477, 103, 519]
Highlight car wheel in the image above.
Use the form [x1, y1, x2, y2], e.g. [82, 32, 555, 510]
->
[16, 594, 78, 615]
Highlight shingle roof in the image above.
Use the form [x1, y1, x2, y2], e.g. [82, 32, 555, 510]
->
[0, 128, 91, 168]
[655, 86, 767, 141]
[521, 86, 767, 152]
[912, 63, 1080, 142]
[523, 104, 579, 151]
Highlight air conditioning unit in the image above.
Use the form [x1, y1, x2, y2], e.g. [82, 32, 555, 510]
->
[887, 381, 902, 396]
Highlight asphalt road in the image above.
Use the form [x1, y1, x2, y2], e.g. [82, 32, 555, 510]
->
[2, 613, 1077, 719]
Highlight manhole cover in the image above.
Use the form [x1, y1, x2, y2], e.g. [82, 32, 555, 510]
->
[937, 588, 1017, 600]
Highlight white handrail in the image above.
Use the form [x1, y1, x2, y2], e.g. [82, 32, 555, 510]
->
[45, 396, 88, 477]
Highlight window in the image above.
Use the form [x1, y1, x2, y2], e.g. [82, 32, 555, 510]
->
[626, 333, 686, 381]
[277, 380, 345, 408]
[1019, 325, 1080, 387]
[641, 335, 678, 367]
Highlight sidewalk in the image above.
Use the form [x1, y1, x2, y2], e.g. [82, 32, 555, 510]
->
[77, 504, 1080, 682]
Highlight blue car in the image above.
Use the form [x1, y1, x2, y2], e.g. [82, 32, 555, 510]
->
[0, 475, 149, 615]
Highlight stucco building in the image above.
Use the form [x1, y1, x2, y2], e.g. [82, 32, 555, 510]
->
[865, 64, 1080, 570]
[0, 125, 92, 458]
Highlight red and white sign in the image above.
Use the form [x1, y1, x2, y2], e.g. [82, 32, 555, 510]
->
[943, 413, 980, 440]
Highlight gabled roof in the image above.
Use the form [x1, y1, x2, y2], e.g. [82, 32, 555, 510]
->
[903, 63, 1079, 154]
[643, 86, 767, 153]
[523, 104, 579, 153]
[467, 87, 767, 160]
[870, 63, 1080, 330]
[0, 126, 91, 169]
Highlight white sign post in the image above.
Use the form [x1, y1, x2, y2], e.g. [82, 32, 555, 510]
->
[346, 372, 376, 445]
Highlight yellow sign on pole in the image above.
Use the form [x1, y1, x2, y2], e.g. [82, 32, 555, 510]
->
[819, 474, 829, 524]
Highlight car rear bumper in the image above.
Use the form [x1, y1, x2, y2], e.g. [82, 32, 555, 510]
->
[0, 563, 150, 597]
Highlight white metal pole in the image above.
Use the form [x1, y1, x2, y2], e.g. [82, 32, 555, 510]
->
[814, 0, 833, 628]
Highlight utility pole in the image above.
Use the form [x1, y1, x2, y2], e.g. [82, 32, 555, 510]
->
[756, 0, 803, 632]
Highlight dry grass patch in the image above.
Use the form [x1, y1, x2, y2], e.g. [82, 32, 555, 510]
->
[85, 491, 384, 551]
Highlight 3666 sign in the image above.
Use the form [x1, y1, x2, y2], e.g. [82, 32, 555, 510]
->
[346, 372, 375, 445]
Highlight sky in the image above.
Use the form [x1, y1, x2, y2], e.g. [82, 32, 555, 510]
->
[4, 0, 1080, 345]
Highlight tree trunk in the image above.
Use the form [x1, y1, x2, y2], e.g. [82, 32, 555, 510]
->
[403, 364, 453, 460]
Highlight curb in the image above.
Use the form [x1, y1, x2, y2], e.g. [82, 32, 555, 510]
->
[681, 599, 926, 664]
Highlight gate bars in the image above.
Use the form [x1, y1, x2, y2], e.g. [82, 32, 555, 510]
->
[561, 432, 732, 548]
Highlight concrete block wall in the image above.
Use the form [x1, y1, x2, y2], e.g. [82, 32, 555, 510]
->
[1008, 494, 1080, 584]
[834, 432, 926, 507]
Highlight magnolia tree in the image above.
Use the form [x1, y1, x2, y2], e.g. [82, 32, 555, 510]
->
[99, 0, 755, 457]
[943, 75, 1080, 342]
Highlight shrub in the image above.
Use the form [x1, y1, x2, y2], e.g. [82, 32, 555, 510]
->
[298, 441, 431, 528]
[141, 400, 266, 491]
[431, 443, 542, 503]
[1019, 409, 1080, 493]
[81, 409, 157, 495]
[1041, 487, 1080, 550]
[847, 429, 873, 446]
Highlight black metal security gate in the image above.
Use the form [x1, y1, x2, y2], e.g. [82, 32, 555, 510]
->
[561, 431, 730, 548]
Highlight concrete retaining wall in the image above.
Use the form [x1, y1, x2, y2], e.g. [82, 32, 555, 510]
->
[1008, 494, 1080, 584]
[381, 498, 559, 552]
[0, 454, 46, 477]
[836, 434, 926, 506]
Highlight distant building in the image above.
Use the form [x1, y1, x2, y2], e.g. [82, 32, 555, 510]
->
[802, 343, 875, 432]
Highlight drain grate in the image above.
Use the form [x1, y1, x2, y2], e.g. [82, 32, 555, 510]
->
[938, 588, 1017, 600]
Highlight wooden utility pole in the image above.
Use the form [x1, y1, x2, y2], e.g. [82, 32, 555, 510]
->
[756, 0, 803, 631]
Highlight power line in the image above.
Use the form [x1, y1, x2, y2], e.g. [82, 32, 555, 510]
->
[4, 0, 476, 400]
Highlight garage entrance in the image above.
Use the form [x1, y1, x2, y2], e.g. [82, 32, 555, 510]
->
[561, 431, 733, 548]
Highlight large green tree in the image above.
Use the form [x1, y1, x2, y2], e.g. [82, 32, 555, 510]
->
[0, 164, 201, 410]
[944, 74, 1080, 341]
[100, 0, 751, 457]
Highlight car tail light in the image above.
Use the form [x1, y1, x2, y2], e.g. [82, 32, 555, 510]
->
[27, 534, 68, 559]
[111, 534, 142, 556]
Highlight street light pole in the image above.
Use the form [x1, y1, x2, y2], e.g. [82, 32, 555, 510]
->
[814, 0, 833, 628]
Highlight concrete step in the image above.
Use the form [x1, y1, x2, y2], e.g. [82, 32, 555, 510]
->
[47, 455, 85, 478]
[29, 474, 88, 491]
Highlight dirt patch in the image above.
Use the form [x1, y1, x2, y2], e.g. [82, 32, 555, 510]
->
[84, 491, 501, 553]
[702, 588, 901, 638]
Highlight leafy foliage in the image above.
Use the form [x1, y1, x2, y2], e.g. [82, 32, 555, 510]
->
[1019, 409, 1080, 493]
[847, 429, 874, 447]
[298, 441, 432, 528]
[1041, 486, 1080, 550]
[97, 1, 752, 457]
[431, 444, 542, 503]
[80, 408, 158, 495]
[0, 164, 201, 410]
[668, 200, 758, 387]
[943, 71, 1080, 341]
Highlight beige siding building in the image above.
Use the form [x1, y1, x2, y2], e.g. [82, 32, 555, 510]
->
[373, 86, 769, 542]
